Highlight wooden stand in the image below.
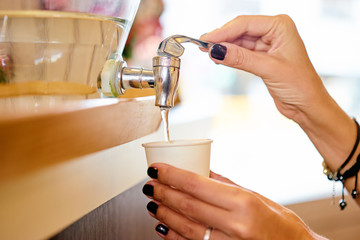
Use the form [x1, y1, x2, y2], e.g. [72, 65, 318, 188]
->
[0, 93, 162, 240]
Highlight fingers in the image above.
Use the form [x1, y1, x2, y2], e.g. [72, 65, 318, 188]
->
[148, 163, 250, 210]
[201, 15, 289, 44]
[144, 165, 286, 239]
[146, 180, 232, 233]
[147, 202, 231, 240]
[209, 42, 276, 78]
[154, 222, 187, 240]
[153, 203, 205, 240]
[199, 14, 302, 78]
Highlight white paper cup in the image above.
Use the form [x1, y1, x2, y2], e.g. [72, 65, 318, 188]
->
[142, 139, 213, 177]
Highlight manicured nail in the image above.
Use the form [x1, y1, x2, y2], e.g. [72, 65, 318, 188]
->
[147, 201, 158, 215]
[142, 184, 154, 197]
[156, 224, 169, 236]
[211, 44, 227, 61]
[147, 167, 158, 179]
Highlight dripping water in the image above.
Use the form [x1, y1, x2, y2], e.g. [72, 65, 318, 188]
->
[160, 107, 170, 142]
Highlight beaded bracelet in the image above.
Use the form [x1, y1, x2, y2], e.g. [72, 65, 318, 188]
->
[322, 118, 360, 210]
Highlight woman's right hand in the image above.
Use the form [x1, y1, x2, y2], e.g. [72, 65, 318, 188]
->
[201, 14, 328, 123]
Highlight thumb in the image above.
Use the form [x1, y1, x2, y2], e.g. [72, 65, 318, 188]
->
[209, 42, 273, 78]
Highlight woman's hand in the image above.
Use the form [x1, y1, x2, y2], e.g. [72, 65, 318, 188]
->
[201, 14, 326, 122]
[143, 163, 326, 240]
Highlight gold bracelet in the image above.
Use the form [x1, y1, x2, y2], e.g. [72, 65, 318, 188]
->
[322, 161, 338, 181]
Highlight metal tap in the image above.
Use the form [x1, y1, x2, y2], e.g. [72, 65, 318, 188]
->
[98, 35, 214, 108]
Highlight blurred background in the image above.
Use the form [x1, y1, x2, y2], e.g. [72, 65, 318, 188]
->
[128, 0, 360, 205]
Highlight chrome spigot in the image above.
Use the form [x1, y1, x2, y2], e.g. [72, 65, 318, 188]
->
[157, 35, 214, 58]
[98, 35, 213, 108]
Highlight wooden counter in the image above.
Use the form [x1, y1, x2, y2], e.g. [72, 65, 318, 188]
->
[0, 92, 162, 240]
[0, 94, 161, 182]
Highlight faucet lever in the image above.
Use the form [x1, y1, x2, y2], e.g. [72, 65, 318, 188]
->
[157, 35, 214, 58]
[99, 35, 211, 108]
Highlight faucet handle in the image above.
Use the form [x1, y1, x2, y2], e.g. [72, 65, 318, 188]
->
[157, 35, 214, 57]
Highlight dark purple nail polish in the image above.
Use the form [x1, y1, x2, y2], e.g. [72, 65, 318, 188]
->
[211, 44, 227, 61]
[142, 184, 154, 197]
[147, 201, 158, 215]
[147, 167, 158, 179]
[156, 224, 169, 236]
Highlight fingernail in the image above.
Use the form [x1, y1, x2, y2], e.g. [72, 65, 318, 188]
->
[147, 201, 158, 215]
[142, 184, 154, 197]
[147, 167, 158, 179]
[211, 44, 227, 61]
[156, 224, 169, 236]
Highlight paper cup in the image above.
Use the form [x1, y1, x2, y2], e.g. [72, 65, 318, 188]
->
[142, 139, 213, 177]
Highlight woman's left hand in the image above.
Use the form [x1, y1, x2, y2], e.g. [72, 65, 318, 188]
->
[143, 163, 325, 240]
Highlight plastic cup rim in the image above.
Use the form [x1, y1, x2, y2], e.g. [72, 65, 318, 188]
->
[142, 139, 213, 148]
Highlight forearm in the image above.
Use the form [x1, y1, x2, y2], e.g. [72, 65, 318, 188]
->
[296, 93, 355, 168]
[294, 83, 360, 204]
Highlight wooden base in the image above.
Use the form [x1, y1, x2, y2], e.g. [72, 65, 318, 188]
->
[0, 97, 161, 182]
